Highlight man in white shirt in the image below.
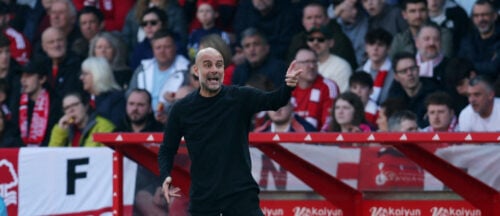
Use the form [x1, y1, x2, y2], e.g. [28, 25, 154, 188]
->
[459, 75, 500, 131]
[306, 25, 352, 92]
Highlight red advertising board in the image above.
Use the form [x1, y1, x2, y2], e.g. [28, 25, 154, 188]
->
[260, 200, 481, 216]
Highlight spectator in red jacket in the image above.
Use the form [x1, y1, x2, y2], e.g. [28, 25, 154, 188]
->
[0, 1, 31, 65]
[291, 47, 339, 131]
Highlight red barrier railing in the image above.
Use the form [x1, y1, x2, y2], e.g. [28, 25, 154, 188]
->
[94, 132, 500, 215]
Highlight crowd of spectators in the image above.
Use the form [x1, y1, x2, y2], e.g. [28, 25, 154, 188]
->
[0, 0, 499, 214]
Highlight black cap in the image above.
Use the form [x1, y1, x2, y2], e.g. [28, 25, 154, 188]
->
[22, 60, 46, 77]
[307, 25, 334, 39]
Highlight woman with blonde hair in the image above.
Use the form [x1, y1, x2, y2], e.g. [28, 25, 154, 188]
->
[89, 32, 132, 89]
[80, 57, 125, 125]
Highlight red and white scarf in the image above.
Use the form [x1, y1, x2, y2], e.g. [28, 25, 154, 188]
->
[19, 89, 50, 146]
[416, 52, 444, 78]
[363, 58, 391, 102]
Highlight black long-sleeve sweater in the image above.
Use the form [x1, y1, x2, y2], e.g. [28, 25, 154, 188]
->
[158, 84, 293, 212]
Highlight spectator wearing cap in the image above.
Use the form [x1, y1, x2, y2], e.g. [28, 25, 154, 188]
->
[231, 27, 287, 89]
[287, 1, 357, 69]
[187, 0, 230, 61]
[71, 6, 104, 58]
[11, 59, 61, 147]
[307, 25, 352, 92]
[0, 1, 32, 66]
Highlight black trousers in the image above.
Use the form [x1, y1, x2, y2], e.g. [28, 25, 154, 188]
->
[189, 190, 264, 216]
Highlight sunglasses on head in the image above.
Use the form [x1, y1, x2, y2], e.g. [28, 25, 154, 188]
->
[307, 37, 326, 43]
[141, 20, 159, 27]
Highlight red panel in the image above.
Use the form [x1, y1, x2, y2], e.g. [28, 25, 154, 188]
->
[255, 144, 363, 216]
[94, 132, 500, 215]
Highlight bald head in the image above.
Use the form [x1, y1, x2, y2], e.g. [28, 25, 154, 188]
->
[42, 27, 67, 59]
[194, 47, 225, 97]
[195, 47, 223, 65]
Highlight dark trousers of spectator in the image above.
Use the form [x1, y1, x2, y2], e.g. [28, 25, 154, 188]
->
[189, 189, 264, 216]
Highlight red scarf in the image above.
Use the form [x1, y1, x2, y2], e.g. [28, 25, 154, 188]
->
[363, 59, 391, 102]
[19, 89, 50, 146]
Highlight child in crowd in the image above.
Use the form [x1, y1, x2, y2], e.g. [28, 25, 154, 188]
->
[187, 0, 230, 60]
[349, 72, 378, 127]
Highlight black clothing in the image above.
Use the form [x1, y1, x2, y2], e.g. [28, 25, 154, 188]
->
[233, 0, 301, 60]
[388, 78, 441, 128]
[38, 52, 84, 106]
[10, 89, 62, 147]
[94, 90, 126, 126]
[114, 113, 164, 133]
[0, 121, 24, 147]
[189, 189, 264, 216]
[458, 23, 500, 79]
[158, 84, 293, 213]
[231, 57, 287, 88]
[113, 68, 133, 90]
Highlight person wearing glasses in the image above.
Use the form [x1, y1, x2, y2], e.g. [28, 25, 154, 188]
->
[48, 91, 115, 147]
[388, 52, 440, 128]
[291, 47, 339, 131]
[130, 7, 169, 70]
[458, 0, 500, 78]
[306, 25, 352, 92]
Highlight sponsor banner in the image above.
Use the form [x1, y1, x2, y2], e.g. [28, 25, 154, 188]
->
[0, 148, 137, 216]
[260, 200, 481, 216]
[364, 200, 481, 216]
[251, 144, 434, 191]
[0, 149, 20, 216]
[260, 200, 342, 216]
